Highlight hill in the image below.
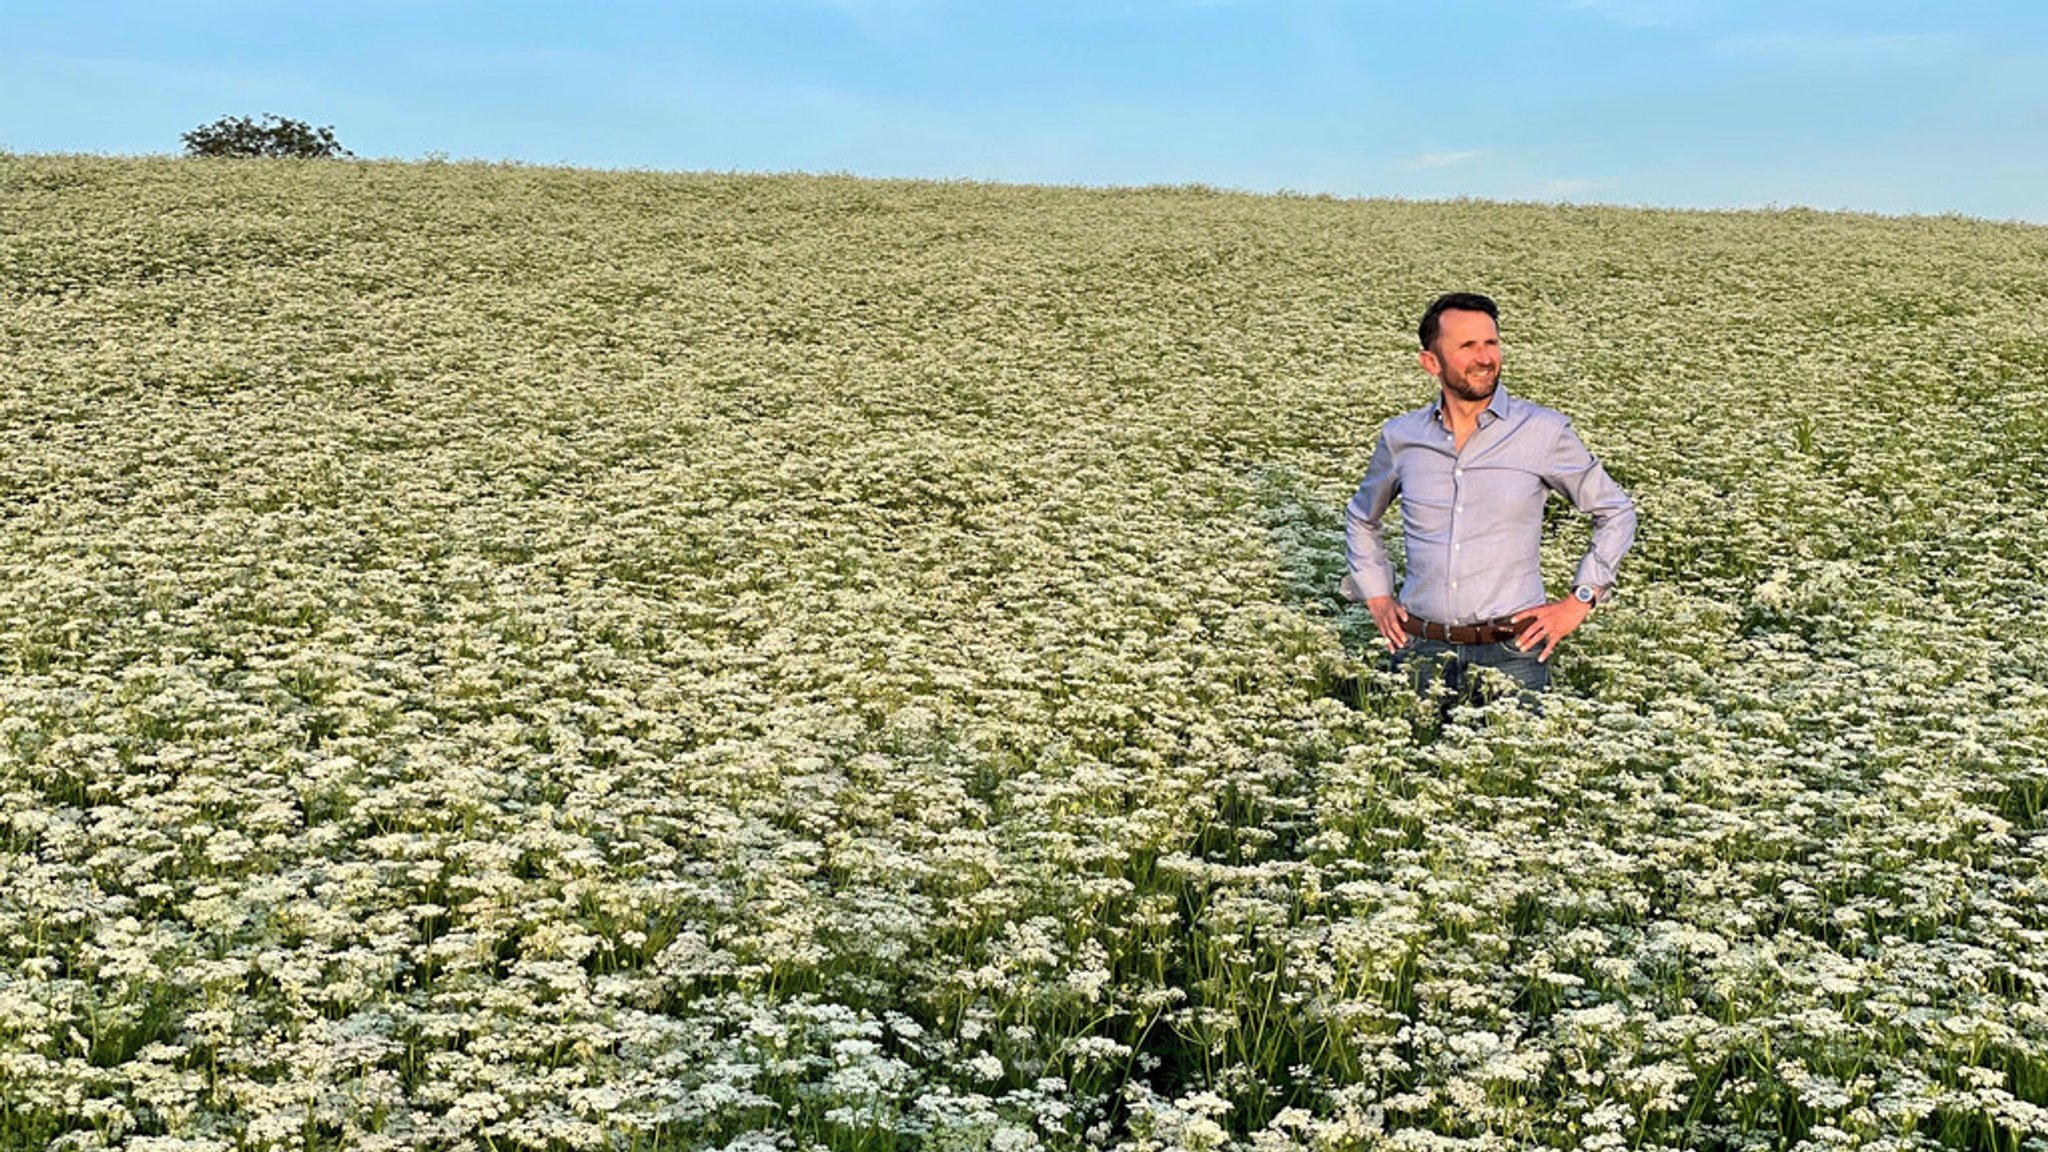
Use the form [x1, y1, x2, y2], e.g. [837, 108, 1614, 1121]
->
[3, 154, 2047, 1149]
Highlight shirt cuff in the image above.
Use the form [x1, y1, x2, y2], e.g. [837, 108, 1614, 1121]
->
[1340, 569, 1394, 602]
[1573, 556, 1620, 593]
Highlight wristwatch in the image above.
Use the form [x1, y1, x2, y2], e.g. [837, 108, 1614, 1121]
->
[1572, 584, 1599, 609]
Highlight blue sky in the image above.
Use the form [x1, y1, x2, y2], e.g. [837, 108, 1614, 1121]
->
[6, 0, 2046, 222]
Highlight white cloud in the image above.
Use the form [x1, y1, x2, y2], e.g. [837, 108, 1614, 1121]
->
[1709, 31, 1965, 62]
[1401, 150, 1481, 170]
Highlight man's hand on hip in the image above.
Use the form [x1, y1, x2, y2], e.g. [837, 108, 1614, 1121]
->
[1366, 596, 1411, 652]
[1510, 598, 1593, 662]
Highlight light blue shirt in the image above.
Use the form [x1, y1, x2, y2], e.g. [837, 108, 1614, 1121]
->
[1342, 383, 1637, 625]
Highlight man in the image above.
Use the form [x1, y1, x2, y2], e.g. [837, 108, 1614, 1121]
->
[1342, 292, 1636, 703]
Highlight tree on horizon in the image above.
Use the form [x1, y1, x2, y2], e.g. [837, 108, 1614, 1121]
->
[182, 113, 353, 159]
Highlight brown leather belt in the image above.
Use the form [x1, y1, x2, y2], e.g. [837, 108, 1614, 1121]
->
[1408, 615, 1528, 645]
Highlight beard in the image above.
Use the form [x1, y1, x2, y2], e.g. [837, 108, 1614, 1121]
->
[1438, 365, 1498, 404]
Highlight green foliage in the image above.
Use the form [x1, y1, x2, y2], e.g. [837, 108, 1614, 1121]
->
[181, 113, 353, 159]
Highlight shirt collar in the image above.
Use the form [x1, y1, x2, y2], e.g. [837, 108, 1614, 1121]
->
[1428, 381, 1514, 429]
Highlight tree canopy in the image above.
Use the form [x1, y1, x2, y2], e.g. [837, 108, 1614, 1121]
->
[182, 114, 352, 159]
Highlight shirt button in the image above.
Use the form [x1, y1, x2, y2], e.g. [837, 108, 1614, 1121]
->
[1456, 504, 1465, 512]
[1455, 469, 1465, 477]
[1451, 582, 1460, 589]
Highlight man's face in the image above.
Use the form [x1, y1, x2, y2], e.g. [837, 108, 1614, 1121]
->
[1420, 309, 1501, 404]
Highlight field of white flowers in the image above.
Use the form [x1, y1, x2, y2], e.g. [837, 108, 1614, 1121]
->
[2, 154, 2046, 1152]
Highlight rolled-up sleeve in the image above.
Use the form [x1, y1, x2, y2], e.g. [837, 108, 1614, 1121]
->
[1341, 435, 1400, 602]
[1541, 421, 1636, 590]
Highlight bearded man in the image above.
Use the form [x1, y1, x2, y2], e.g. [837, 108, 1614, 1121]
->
[1342, 292, 1637, 703]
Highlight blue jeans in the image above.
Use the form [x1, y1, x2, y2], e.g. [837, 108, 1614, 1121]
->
[1392, 636, 1550, 708]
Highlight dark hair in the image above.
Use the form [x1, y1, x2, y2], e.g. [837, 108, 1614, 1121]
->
[1418, 292, 1499, 350]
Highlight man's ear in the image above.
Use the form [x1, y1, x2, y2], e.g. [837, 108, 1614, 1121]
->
[1418, 348, 1440, 377]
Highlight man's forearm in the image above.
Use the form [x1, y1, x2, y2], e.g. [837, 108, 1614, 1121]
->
[1549, 426, 1636, 591]
[1343, 438, 1398, 602]
[1342, 499, 1397, 602]
[1575, 497, 1637, 591]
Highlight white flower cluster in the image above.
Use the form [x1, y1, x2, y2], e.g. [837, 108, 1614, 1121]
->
[2, 156, 2046, 1150]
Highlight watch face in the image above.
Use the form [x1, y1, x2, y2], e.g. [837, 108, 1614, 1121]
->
[1574, 587, 1595, 604]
